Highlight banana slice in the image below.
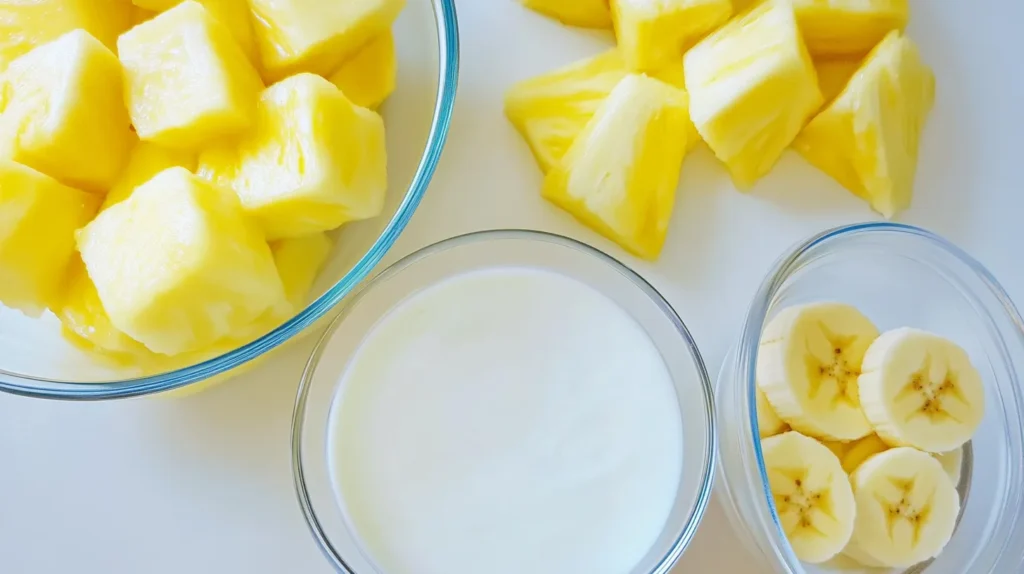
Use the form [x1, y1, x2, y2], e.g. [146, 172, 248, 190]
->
[762, 431, 856, 563]
[934, 447, 964, 486]
[757, 387, 789, 437]
[848, 447, 961, 568]
[858, 328, 985, 453]
[840, 434, 889, 474]
[757, 303, 879, 441]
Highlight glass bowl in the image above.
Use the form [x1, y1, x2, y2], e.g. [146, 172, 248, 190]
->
[291, 230, 716, 573]
[716, 222, 1024, 573]
[0, 0, 459, 400]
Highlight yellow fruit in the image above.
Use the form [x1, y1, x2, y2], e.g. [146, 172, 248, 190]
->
[814, 56, 861, 107]
[792, 0, 908, 57]
[521, 0, 612, 29]
[793, 31, 934, 218]
[505, 49, 692, 174]
[0, 30, 132, 193]
[542, 74, 693, 260]
[0, 0, 131, 71]
[328, 31, 396, 109]
[117, 1, 264, 150]
[198, 73, 387, 240]
[76, 167, 285, 356]
[103, 140, 197, 210]
[684, 0, 822, 189]
[270, 232, 333, 310]
[248, 0, 404, 81]
[612, 0, 732, 72]
[130, 0, 260, 66]
[131, 6, 159, 24]
[0, 161, 97, 315]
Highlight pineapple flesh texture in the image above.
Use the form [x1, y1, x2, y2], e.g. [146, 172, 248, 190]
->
[792, 0, 908, 57]
[76, 167, 286, 356]
[270, 232, 333, 311]
[684, 0, 822, 189]
[0, 30, 132, 193]
[814, 56, 861, 107]
[505, 48, 694, 175]
[198, 73, 387, 241]
[117, 1, 264, 150]
[328, 31, 396, 110]
[521, 0, 612, 29]
[129, 0, 260, 66]
[103, 140, 197, 210]
[0, 161, 97, 315]
[793, 31, 933, 218]
[0, 0, 131, 71]
[542, 74, 693, 260]
[248, 0, 404, 81]
[612, 0, 733, 73]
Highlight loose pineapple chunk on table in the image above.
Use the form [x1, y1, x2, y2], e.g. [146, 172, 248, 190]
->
[0, 161, 97, 316]
[521, 0, 612, 29]
[792, 0, 908, 58]
[684, 0, 822, 189]
[118, 1, 264, 150]
[0, 0, 131, 71]
[128, 0, 260, 66]
[542, 74, 694, 261]
[612, 0, 733, 72]
[199, 73, 387, 241]
[328, 31, 396, 110]
[103, 140, 197, 210]
[793, 31, 934, 218]
[0, 30, 132, 193]
[77, 167, 285, 356]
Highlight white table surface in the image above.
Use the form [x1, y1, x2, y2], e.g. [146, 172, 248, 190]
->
[2, 1, 1023, 572]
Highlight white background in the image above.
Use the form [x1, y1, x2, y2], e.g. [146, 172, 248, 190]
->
[2, 0, 1023, 572]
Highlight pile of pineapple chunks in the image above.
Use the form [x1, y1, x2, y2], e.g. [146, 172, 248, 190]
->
[0, 0, 402, 373]
[508, 0, 935, 260]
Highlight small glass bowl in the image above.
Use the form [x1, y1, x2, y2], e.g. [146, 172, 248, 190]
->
[716, 222, 1024, 573]
[292, 230, 716, 573]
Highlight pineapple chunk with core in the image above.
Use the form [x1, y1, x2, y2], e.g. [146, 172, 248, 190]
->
[542, 74, 692, 260]
[129, 0, 260, 66]
[793, 31, 933, 218]
[103, 141, 197, 210]
[118, 1, 264, 150]
[793, 0, 908, 57]
[248, 0, 404, 81]
[198, 74, 387, 240]
[0, 30, 132, 193]
[684, 0, 822, 189]
[77, 167, 285, 356]
[0, 161, 97, 315]
[271, 233, 333, 310]
[0, 0, 131, 70]
[521, 0, 612, 29]
[814, 56, 861, 107]
[328, 32, 396, 109]
[612, 0, 733, 72]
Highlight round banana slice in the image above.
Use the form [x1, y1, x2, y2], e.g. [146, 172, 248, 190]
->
[757, 303, 879, 441]
[934, 447, 964, 486]
[858, 328, 985, 453]
[849, 447, 961, 568]
[757, 387, 789, 437]
[762, 431, 856, 563]
[840, 434, 889, 474]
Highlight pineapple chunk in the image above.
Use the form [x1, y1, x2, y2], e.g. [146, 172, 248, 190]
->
[521, 0, 612, 29]
[0, 30, 132, 193]
[793, 31, 934, 218]
[505, 49, 693, 174]
[198, 74, 387, 240]
[103, 140, 197, 210]
[612, 0, 732, 72]
[328, 31, 396, 109]
[270, 233, 333, 310]
[248, 0, 404, 81]
[814, 56, 861, 107]
[0, 161, 97, 315]
[117, 1, 264, 150]
[77, 167, 285, 356]
[131, 6, 159, 24]
[684, 0, 822, 189]
[129, 0, 260, 66]
[793, 0, 908, 57]
[542, 74, 693, 260]
[0, 0, 131, 71]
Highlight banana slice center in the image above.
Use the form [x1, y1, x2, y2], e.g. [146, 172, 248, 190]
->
[875, 477, 933, 547]
[806, 325, 860, 408]
[774, 470, 835, 535]
[896, 354, 968, 424]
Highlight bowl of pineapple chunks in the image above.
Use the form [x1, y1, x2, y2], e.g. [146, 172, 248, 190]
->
[0, 0, 458, 398]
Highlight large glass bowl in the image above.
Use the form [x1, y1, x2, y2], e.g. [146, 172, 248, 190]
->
[0, 0, 459, 400]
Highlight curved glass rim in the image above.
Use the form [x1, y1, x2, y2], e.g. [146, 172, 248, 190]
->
[290, 229, 718, 574]
[0, 0, 461, 400]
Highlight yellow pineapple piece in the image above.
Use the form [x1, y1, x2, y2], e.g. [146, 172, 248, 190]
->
[521, 0, 612, 29]
[0, 30, 132, 192]
[792, 0, 908, 57]
[270, 233, 333, 310]
[129, 0, 260, 65]
[77, 167, 285, 356]
[103, 140, 197, 210]
[248, 0, 404, 81]
[814, 56, 861, 107]
[0, 161, 97, 315]
[612, 0, 732, 72]
[118, 1, 264, 150]
[131, 6, 159, 24]
[198, 73, 387, 240]
[0, 0, 131, 71]
[505, 49, 693, 174]
[684, 0, 822, 189]
[328, 31, 396, 109]
[793, 31, 934, 218]
[542, 74, 693, 260]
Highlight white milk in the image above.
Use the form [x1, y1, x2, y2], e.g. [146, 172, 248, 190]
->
[328, 267, 683, 574]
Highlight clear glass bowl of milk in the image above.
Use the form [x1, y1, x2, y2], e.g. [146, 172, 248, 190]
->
[292, 230, 716, 574]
